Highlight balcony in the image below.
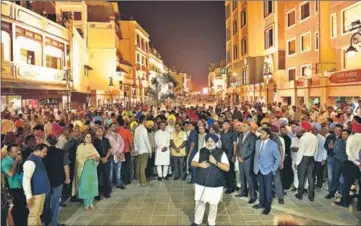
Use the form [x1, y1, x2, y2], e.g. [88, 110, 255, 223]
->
[2, 60, 66, 84]
[1, 1, 69, 40]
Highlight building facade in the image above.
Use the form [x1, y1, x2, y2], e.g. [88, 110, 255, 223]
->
[208, 67, 227, 101]
[1, 1, 90, 111]
[225, 0, 361, 107]
[118, 20, 150, 103]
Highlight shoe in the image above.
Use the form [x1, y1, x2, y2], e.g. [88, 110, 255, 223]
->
[95, 196, 101, 201]
[309, 197, 314, 202]
[252, 204, 263, 209]
[164, 177, 169, 181]
[182, 176, 187, 181]
[173, 177, 180, 180]
[278, 199, 284, 205]
[295, 194, 303, 200]
[187, 181, 194, 184]
[248, 199, 257, 204]
[158, 177, 162, 181]
[290, 187, 297, 192]
[235, 193, 247, 198]
[225, 189, 235, 194]
[262, 209, 271, 215]
[235, 187, 240, 191]
[116, 185, 126, 190]
[325, 194, 335, 199]
[334, 201, 347, 207]
[104, 195, 111, 199]
[190, 223, 198, 226]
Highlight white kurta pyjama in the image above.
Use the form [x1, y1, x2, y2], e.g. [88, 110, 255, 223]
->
[155, 130, 171, 166]
[193, 151, 229, 205]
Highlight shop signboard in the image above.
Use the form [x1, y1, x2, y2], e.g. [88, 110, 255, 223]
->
[329, 69, 361, 83]
[296, 78, 305, 87]
[311, 76, 321, 86]
[1, 61, 14, 79]
[16, 64, 66, 83]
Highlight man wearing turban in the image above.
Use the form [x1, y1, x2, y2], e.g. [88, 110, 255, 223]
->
[191, 134, 230, 226]
[295, 121, 318, 201]
[312, 122, 327, 189]
[166, 115, 176, 135]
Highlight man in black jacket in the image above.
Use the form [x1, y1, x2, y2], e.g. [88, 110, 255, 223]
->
[42, 135, 70, 226]
[235, 121, 257, 204]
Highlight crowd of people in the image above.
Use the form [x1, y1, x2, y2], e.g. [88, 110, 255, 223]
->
[1, 100, 361, 226]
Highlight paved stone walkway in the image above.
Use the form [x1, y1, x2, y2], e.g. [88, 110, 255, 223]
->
[59, 180, 361, 225]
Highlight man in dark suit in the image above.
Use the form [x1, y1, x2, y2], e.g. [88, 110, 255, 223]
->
[234, 121, 257, 204]
[252, 128, 281, 215]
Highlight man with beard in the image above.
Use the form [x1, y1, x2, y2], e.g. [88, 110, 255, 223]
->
[312, 123, 327, 189]
[155, 121, 171, 181]
[290, 128, 307, 192]
[191, 134, 229, 226]
[145, 120, 156, 180]
[280, 126, 293, 190]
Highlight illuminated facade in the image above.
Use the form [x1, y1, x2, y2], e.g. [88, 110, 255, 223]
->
[1, 1, 90, 110]
[208, 67, 227, 101]
[225, 1, 361, 107]
[118, 20, 150, 103]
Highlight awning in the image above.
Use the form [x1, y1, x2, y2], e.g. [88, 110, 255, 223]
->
[1, 81, 65, 90]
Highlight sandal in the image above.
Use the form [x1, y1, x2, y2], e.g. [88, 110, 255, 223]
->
[84, 207, 89, 211]
[90, 205, 97, 210]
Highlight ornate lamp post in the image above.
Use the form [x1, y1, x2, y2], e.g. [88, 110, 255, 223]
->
[345, 20, 361, 57]
[263, 63, 272, 104]
[62, 69, 73, 110]
[108, 77, 114, 106]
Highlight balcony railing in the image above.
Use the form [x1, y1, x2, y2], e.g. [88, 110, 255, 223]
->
[1, 60, 66, 84]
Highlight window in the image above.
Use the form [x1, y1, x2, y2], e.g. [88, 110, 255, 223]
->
[301, 65, 311, 76]
[145, 58, 148, 66]
[241, 8, 247, 27]
[315, 32, 319, 51]
[287, 10, 296, 27]
[242, 68, 247, 85]
[1, 43, 3, 61]
[300, 2, 310, 21]
[288, 68, 296, 81]
[265, 27, 274, 49]
[241, 37, 247, 55]
[233, 20, 238, 35]
[288, 39, 296, 55]
[226, 28, 231, 41]
[20, 49, 35, 65]
[226, 50, 231, 64]
[136, 35, 140, 47]
[233, 44, 238, 60]
[62, 11, 72, 20]
[342, 3, 361, 34]
[301, 32, 311, 52]
[264, 1, 273, 17]
[315, 1, 319, 13]
[137, 54, 140, 63]
[142, 56, 145, 64]
[330, 14, 337, 38]
[232, 1, 237, 11]
[46, 55, 61, 69]
[73, 12, 82, 20]
[141, 39, 144, 49]
[84, 66, 89, 77]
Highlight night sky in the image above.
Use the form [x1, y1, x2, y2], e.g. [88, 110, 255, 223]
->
[118, 1, 225, 89]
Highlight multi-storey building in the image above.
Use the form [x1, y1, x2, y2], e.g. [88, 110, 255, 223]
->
[1, 1, 90, 110]
[119, 20, 150, 103]
[208, 67, 227, 101]
[225, 1, 361, 107]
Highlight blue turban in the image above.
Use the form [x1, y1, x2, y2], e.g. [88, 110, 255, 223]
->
[312, 122, 321, 131]
[329, 123, 336, 129]
[205, 134, 219, 143]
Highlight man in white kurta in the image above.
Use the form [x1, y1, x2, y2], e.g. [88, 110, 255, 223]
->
[191, 134, 229, 226]
[155, 121, 171, 180]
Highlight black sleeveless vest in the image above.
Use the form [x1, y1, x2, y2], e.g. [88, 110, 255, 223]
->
[195, 147, 225, 188]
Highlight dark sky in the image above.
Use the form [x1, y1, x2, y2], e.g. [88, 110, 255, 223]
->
[118, 1, 225, 88]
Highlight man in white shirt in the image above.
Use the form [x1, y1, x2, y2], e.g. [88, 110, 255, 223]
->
[155, 121, 171, 181]
[312, 123, 327, 189]
[134, 115, 152, 186]
[22, 143, 50, 226]
[295, 121, 318, 201]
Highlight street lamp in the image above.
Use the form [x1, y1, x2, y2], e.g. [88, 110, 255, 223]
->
[62, 69, 73, 110]
[345, 20, 361, 57]
[263, 63, 272, 104]
[108, 77, 114, 105]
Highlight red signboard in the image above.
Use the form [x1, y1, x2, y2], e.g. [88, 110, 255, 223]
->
[311, 76, 321, 86]
[296, 78, 305, 87]
[329, 69, 361, 83]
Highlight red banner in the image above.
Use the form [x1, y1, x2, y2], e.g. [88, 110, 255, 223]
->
[329, 69, 361, 83]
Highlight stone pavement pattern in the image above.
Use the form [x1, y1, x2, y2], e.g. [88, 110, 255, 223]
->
[59, 180, 361, 225]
